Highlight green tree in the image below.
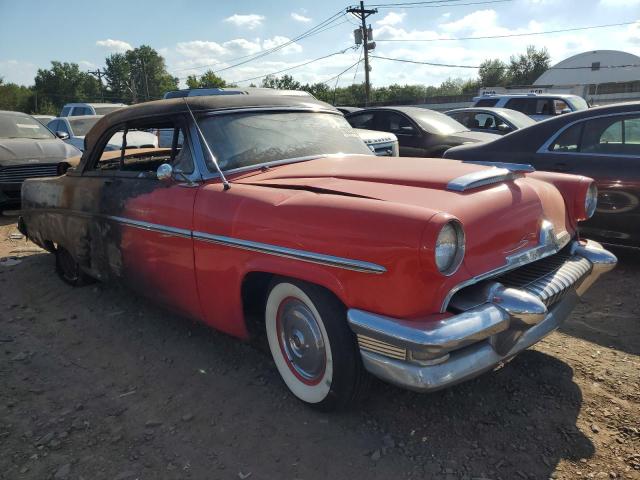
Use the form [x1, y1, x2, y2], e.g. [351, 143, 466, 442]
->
[33, 61, 101, 114]
[104, 45, 178, 103]
[186, 70, 229, 89]
[507, 45, 551, 86]
[0, 82, 35, 112]
[478, 59, 507, 87]
[261, 74, 302, 90]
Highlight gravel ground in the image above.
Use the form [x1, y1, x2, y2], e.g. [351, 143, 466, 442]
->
[0, 215, 638, 480]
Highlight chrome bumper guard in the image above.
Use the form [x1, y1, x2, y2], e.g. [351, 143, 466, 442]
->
[347, 240, 616, 392]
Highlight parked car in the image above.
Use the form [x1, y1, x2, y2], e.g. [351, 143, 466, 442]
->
[443, 101, 640, 248]
[163, 87, 313, 99]
[32, 114, 55, 125]
[472, 93, 588, 121]
[60, 103, 127, 117]
[345, 107, 500, 157]
[0, 111, 79, 206]
[47, 116, 158, 151]
[445, 107, 535, 135]
[19, 95, 615, 410]
[356, 129, 399, 156]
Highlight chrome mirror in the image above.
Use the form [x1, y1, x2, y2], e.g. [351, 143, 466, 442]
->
[156, 163, 173, 181]
[56, 131, 69, 140]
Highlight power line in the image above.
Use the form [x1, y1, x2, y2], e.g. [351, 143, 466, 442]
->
[234, 47, 356, 84]
[321, 58, 364, 85]
[172, 10, 347, 76]
[368, 0, 511, 8]
[376, 20, 640, 42]
[370, 54, 640, 70]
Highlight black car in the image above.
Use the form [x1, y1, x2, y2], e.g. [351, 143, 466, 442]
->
[0, 111, 80, 206]
[445, 107, 536, 135]
[443, 101, 640, 248]
[345, 106, 499, 157]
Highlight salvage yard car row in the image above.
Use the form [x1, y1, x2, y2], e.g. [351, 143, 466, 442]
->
[15, 93, 618, 410]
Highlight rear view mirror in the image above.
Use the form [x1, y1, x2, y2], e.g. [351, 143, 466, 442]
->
[156, 163, 173, 181]
[56, 131, 70, 140]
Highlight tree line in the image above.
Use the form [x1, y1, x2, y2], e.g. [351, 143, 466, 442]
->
[0, 44, 549, 114]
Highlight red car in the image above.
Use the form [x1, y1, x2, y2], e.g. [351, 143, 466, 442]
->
[19, 95, 616, 410]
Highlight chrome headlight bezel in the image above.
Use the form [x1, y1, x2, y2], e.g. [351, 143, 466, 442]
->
[435, 220, 465, 276]
[585, 182, 598, 219]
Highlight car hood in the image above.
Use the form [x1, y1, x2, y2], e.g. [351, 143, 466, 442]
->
[0, 138, 80, 166]
[449, 130, 501, 143]
[234, 155, 572, 276]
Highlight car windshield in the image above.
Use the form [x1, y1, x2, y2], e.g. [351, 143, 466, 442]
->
[68, 117, 99, 137]
[0, 114, 55, 139]
[409, 109, 469, 134]
[567, 96, 589, 111]
[199, 111, 373, 171]
[92, 106, 123, 115]
[498, 109, 536, 129]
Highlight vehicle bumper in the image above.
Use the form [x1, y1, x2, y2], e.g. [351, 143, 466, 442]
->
[347, 239, 616, 392]
[0, 182, 21, 205]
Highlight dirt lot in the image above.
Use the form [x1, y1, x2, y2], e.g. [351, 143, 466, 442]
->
[0, 215, 638, 480]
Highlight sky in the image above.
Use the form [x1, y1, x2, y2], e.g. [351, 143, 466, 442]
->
[0, 0, 639, 90]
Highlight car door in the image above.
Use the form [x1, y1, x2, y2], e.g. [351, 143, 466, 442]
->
[80, 118, 204, 319]
[533, 113, 640, 247]
[376, 110, 424, 157]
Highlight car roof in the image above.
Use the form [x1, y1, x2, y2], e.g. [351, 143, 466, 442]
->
[474, 93, 582, 101]
[163, 87, 313, 99]
[348, 106, 442, 116]
[0, 110, 31, 117]
[84, 95, 336, 153]
[63, 102, 127, 107]
[447, 107, 523, 114]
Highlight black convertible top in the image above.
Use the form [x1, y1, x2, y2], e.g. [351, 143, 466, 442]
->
[85, 95, 337, 153]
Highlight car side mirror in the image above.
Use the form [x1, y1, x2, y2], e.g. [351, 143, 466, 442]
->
[399, 126, 415, 134]
[56, 131, 70, 140]
[497, 123, 510, 132]
[157, 163, 173, 181]
[560, 108, 571, 115]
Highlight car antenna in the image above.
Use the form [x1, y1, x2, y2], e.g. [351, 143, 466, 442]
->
[183, 98, 230, 191]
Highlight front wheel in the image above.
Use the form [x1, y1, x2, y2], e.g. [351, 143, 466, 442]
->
[265, 278, 369, 411]
[55, 246, 94, 287]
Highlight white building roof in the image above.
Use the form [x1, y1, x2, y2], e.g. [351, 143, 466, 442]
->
[534, 50, 640, 86]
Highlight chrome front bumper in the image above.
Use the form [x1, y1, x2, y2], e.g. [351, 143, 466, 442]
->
[347, 239, 617, 392]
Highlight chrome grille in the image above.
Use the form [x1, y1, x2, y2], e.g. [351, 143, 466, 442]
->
[0, 163, 59, 184]
[356, 334, 407, 360]
[496, 252, 592, 306]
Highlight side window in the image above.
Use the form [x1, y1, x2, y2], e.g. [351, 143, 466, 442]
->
[534, 99, 553, 116]
[72, 107, 89, 116]
[88, 120, 194, 175]
[554, 99, 570, 115]
[474, 113, 496, 130]
[549, 123, 583, 152]
[504, 98, 529, 114]
[582, 116, 640, 155]
[347, 113, 375, 129]
[380, 112, 415, 134]
[58, 121, 70, 135]
[61, 107, 72, 117]
[47, 120, 59, 133]
[475, 99, 498, 107]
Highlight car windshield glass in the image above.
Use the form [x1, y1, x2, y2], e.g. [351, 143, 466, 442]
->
[199, 111, 373, 171]
[68, 117, 99, 137]
[499, 110, 536, 129]
[92, 106, 123, 115]
[0, 114, 55, 139]
[567, 97, 588, 111]
[409, 110, 468, 134]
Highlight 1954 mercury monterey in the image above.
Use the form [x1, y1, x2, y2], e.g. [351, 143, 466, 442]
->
[19, 95, 617, 410]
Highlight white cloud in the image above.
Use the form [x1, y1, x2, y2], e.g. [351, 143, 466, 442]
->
[175, 40, 227, 58]
[0, 60, 38, 86]
[291, 12, 312, 23]
[96, 38, 133, 53]
[224, 14, 265, 29]
[376, 12, 406, 27]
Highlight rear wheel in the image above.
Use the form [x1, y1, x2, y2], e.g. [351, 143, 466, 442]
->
[55, 246, 94, 287]
[265, 278, 369, 411]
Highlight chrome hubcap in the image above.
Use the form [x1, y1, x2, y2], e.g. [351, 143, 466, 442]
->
[278, 298, 326, 382]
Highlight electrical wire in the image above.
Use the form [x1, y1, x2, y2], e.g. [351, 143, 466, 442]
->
[367, 0, 511, 8]
[376, 20, 640, 42]
[321, 58, 364, 85]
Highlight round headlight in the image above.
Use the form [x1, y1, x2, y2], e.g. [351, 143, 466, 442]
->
[585, 182, 598, 219]
[435, 221, 465, 275]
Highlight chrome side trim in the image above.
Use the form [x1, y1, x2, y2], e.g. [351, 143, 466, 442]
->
[192, 231, 387, 274]
[441, 220, 570, 312]
[462, 161, 535, 172]
[106, 215, 192, 238]
[447, 167, 522, 192]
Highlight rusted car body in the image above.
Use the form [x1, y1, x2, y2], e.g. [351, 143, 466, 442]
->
[19, 96, 616, 409]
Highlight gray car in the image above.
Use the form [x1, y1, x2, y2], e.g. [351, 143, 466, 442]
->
[345, 106, 500, 157]
[0, 111, 80, 206]
[445, 107, 536, 135]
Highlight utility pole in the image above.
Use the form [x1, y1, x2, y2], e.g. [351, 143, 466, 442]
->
[88, 69, 105, 101]
[347, 1, 377, 106]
